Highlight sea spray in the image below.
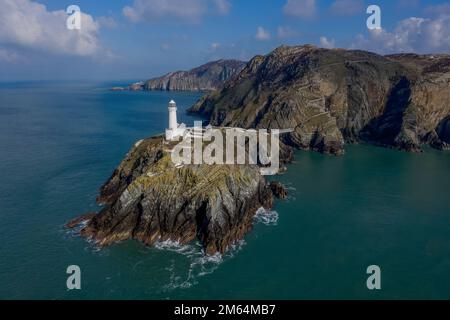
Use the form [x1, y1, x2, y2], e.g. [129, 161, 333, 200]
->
[254, 207, 279, 226]
[155, 239, 245, 290]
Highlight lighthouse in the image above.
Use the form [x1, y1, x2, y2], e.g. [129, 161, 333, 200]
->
[165, 100, 186, 141]
[168, 100, 178, 131]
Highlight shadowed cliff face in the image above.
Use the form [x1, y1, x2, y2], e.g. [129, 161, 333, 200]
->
[433, 116, 450, 150]
[188, 46, 450, 155]
[360, 77, 415, 150]
[68, 136, 277, 254]
[143, 60, 246, 92]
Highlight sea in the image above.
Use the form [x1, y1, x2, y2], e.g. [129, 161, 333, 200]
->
[0, 81, 449, 299]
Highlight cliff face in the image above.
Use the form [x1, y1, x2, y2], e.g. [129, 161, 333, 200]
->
[188, 46, 450, 155]
[433, 116, 450, 150]
[68, 136, 276, 254]
[142, 59, 246, 92]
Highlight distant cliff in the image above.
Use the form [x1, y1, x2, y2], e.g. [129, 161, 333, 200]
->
[189, 45, 450, 155]
[140, 59, 246, 92]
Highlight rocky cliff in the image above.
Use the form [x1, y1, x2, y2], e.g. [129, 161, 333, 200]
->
[141, 59, 246, 92]
[188, 45, 450, 155]
[67, 135, 282, 254]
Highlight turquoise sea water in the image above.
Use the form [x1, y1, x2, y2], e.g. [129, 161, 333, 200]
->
[0, 82, 449, 299]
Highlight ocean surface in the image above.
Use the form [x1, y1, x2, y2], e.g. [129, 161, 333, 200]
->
[0, 82, 449, 299]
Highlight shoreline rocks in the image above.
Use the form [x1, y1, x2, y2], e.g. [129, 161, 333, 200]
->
[65, 212, 96, 229]
[269, 181, 288, 200]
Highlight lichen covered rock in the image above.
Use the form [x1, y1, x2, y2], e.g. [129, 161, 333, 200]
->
[70, 136, 275, 254]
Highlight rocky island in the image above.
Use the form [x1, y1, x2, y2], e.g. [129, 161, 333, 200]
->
[67, 135, 284, 254]
[189, 45, 450, 155]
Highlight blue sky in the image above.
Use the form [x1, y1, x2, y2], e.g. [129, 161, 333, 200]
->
[0, 0, 449, 81]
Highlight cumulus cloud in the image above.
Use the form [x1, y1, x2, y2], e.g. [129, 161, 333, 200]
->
[320, 36, 335, 49]
[123, 0, 230, 23]
[283, 0, 316, 19]
[0, 0, 102, 57]
[330, 0, 363, 15]
[255, 27, 271, 41]
[350, 15, 450, 54]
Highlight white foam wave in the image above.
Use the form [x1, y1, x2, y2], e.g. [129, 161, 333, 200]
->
[155, 239, 245, 291]
[254, 207, 279, 225]
[154, 239, 197, 254]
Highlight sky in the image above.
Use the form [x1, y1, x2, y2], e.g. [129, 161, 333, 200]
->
[0, 0, 449, 81]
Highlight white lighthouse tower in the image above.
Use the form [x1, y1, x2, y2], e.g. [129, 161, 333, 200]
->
[165, 100, 186, 141]
[168, 100, 178, 131]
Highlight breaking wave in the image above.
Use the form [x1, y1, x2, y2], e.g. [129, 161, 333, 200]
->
[155, 239, 245, 291]
[155, 206, 280, 290]
[254, 207, 279, 226]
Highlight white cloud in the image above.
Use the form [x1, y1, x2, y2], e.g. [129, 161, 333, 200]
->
[255, 26, 271, 41]
[213, 0, 231, 14]
[123, 0, 230, 23]
[277, 26, 298, 39]
[283, 0, 316, 19]
[0, 0, 102, 57]
[350, 15, 450, 54]
[330, 0, 363, 15]
[320, 36, 335, 49]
